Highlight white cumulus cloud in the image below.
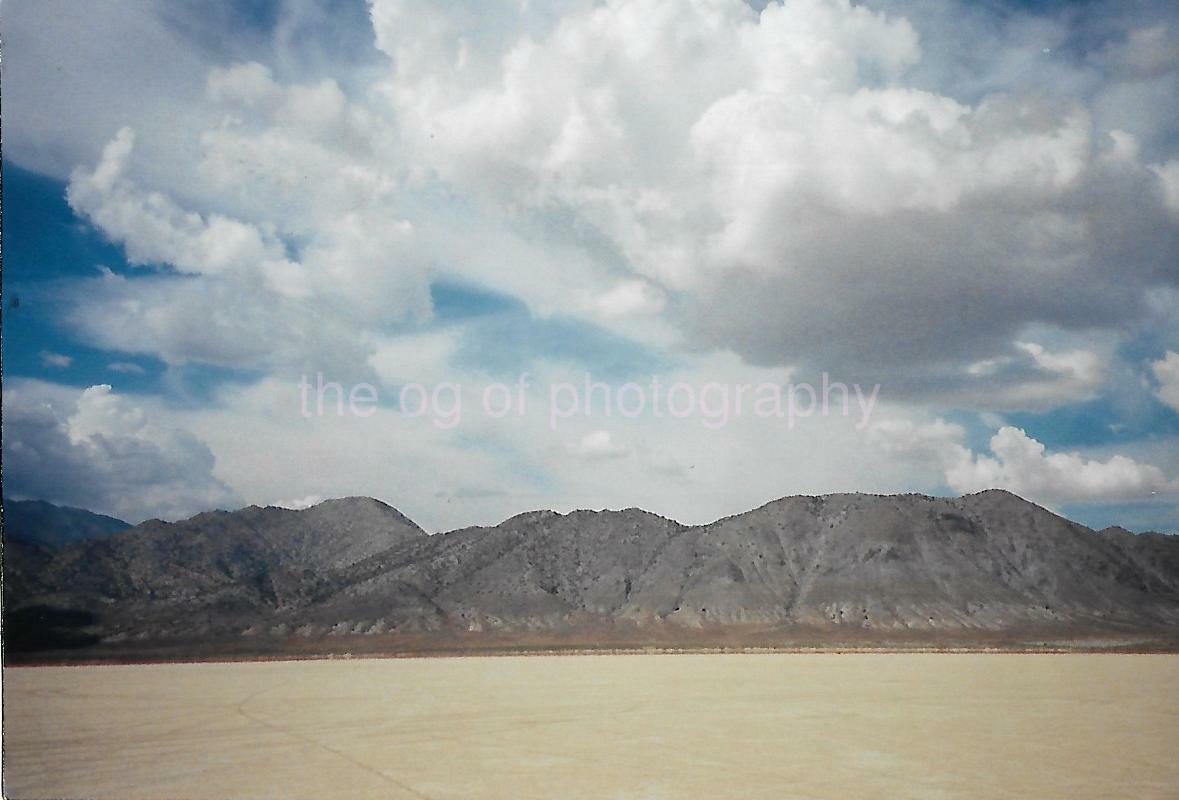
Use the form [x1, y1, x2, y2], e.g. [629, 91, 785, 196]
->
[1151, 350, 1179, 412]
[368, 0, 1179, 386]
[6, 0, 1179, 527]
[567, 429, 632, 461]
[873, 419, 1178, 507]
[2, 381, 239, 522]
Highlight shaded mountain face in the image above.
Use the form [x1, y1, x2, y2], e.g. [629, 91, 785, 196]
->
[3, 500, 130, 549]
[5, 492, 1178, 656]
[4, 497, 427, 642]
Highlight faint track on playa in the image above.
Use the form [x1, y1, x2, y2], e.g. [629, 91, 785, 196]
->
[234, 685, 436, 799]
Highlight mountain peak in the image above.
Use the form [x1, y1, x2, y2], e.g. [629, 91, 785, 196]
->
[963, 488, 1031, 502]
[315, 496, 393, 509]
[291, 496, 424, 533]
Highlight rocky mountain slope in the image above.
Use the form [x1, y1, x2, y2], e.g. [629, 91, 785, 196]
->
[3, 500, 130, 549]
[5, 491, 1178, 657]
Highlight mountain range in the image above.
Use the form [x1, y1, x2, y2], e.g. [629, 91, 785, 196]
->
[4, 491, 1178, 660]
[3, 499, 131, 549]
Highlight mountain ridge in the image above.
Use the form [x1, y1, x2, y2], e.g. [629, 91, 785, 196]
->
[5, 491, 1178, 660]
[2, 499, 131, 549]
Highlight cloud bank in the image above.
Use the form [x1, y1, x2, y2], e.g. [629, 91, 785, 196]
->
[4, 0, 1178, 528]
[874, 419, 1178, 508]
[3, 381, 239, 522]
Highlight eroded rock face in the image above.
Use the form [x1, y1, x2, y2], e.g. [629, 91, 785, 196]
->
[7, 491, 1179, 653]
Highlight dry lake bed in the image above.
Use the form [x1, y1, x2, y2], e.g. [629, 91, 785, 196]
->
[5, 654, 1178, 799]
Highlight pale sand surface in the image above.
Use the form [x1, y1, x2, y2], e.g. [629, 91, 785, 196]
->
[5, 654, 1178, 799]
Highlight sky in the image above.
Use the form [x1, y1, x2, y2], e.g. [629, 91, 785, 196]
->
[2, 0, 1178, 532]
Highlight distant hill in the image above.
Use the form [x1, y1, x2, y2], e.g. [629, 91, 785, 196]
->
[5, 491, 1178, 659]
[3, 500, 130, 549]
